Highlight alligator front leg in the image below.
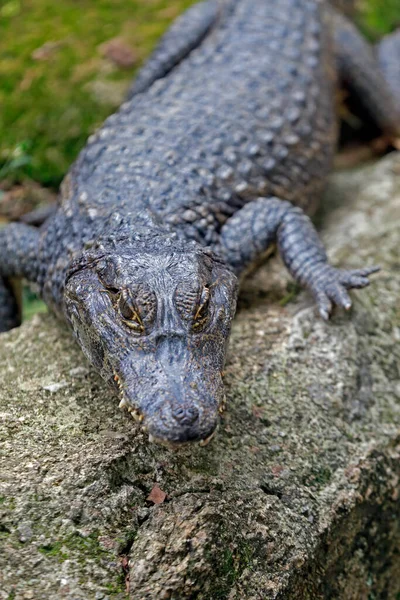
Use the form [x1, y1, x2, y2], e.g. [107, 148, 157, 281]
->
[0, 223, 41, 332]
[218, 197, 379, 320]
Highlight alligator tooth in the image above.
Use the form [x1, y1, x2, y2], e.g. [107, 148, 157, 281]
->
[148, 434, 155, 443]
[218, 397, 227, 414]
[119, 398, 129, 409]
[199, 430, 217, 447]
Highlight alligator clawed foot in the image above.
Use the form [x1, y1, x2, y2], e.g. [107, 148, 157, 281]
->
[310, 265, 380, 320]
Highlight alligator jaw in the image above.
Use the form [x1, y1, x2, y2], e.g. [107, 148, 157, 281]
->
[118, 392, 219, 449]
[119, 397, 144, 423]
[115, 372, 144, 423]
[147, 426, 218, 450]
[114, 368, 225, 447]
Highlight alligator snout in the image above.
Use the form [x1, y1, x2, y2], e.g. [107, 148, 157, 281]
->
[143, 388, 218, 445]
[116, 346, 222, 445]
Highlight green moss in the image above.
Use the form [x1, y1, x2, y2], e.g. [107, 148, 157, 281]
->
[303, 465, 332, 488]
[205, 541, 254, 600]
[0, 529, 11, 540]
[105, 577, 127, 596]
[66, 531, 104, 554]
[279, 282, 301, 307]
[0, 496, 16, 510]
[38, 531, 114, 563]
[38, 540, 69, 561]
[35, 531, 127, 593]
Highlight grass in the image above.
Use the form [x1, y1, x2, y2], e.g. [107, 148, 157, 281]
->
[358, 0, 400, 39]
[22, 287, 48, 321]
[0, 0, 196, 186]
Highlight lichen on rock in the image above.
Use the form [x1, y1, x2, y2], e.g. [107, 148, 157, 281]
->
[1, 153, 400, 599]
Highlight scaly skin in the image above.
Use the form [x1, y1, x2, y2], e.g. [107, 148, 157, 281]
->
[1, 0, 399, 445]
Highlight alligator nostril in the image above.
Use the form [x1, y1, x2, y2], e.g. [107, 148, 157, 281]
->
[172, 406, 199, 425]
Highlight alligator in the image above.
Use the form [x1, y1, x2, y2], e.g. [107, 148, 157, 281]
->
[1, 0, 399, 446]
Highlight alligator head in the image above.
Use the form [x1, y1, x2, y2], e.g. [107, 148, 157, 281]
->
[64, 235, 238, 446]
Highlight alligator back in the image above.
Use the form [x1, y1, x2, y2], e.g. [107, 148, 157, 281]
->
[65, 0, 337, 246]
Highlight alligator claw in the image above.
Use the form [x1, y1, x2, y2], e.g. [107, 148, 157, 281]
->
[310, 265, 380, 320]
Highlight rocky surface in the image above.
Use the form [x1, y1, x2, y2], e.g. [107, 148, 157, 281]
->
[1, 153, 400, 599]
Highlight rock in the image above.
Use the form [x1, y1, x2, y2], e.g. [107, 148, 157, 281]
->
[1, 153, 400, 599]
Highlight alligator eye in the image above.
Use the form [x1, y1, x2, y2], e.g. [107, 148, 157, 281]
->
[193, 286, 210, 331]
[119, 292, 144, 332]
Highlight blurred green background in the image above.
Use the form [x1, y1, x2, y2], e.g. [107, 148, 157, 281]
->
[0, 0, 399, 319]
[0, 0, 195, 187]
